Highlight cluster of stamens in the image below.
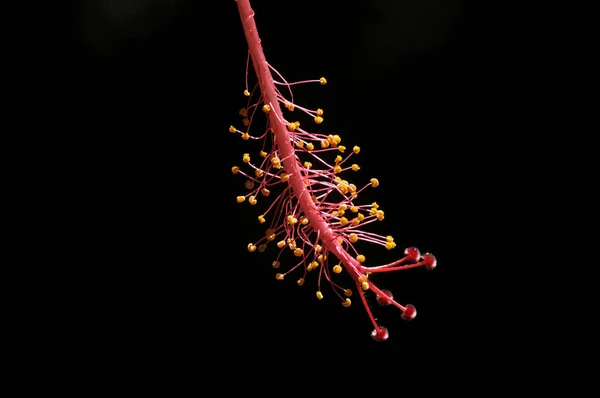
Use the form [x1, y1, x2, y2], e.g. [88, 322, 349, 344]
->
[229, 56, 436, 341]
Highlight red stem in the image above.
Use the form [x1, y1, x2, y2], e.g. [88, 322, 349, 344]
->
[236, 0, 363, 279]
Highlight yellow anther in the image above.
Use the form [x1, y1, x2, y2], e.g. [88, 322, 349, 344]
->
[338, 145, 347, 153]
[297, 278, 305, 286]
[243, 153, 250, 163]
[339, 217, 348, 226]
[337, 180, 349, 195]
[314, 116, 323, 124]
[342, 298, 351, 307]
[333, 165, 342, 173]
[260, 150, 268, 157]
[385, 241, 396, 250]
[294, 121, 301, 128]
[386, 236, 394, 242]
[321, 139, 330, 148]
[348, 184, 357, 193]
[272, 261, 280, 268]
[287, 123, 297, 131]
[258, 244, 267, 253]
[231, 166, 240, 174]
[258, 215, 266, 224]
[331, 211, 339, 217]
[351, 164, 360, 171]
[287, 215, 297, 225]
[376, 210, 385, 221]
[271, 156, 280, 165]
[357, 213, 365, 221]
[353, 146, 361, 154]
[335, 155, 343, 163]
[285, 102, 295, 111]
[288, 241, 297, 251]
[306, 142, 314, 151]
[316, 108, 324, 116]
[241, 133, 250, 140]
[315, 244, 322, 253]
[236, 196, 246, 203]
[370, 208, 378, 216]
[242, 118, 249, 126]
[254, 169, 264, 178]
[344, 289, 353, 297]
[308, 261, 319, 271]
[349, 233, 358, 243]
[316, 291, 324, 300]
[247, 243, 257, 252]
[277, 240, 286, 249]
[358, 275, 368, 283]
[280, 173, 289, 182]
[361, 281, 370, 291]
[320, 77, 327, 85]
[337, 237, 343, 243]
[262, 104, 271, 112]
[372, 202, 379, 209]
[339, 204, 348, 211]
[244, 90, 250, 96]
[350, 206, 358, 213]
[351, 217, 360, 226]
[294, 248, 303, 257]
[229, 125, 236, 133]
[245, 180, 255, 190]
[276, 273, 284, 280]
[261, 188, 271, 197]
[239, 108, 248, 117]
[333, 264, 342, 274]
[296, 140, 304, 148]
[249, 196, 257, 205]
[304, 161, 312, 169]
[317, 254, 326, 263]
[370, 178, 380, 187]
[327, 135, 337, 147]
[356, 254, 366, 263]
[301, 218, 309, 225]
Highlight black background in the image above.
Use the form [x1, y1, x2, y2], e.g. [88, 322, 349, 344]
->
[79, 0, 554, 381]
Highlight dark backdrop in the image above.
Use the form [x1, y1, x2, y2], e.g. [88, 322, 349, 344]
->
[79, 0, 549, 380]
